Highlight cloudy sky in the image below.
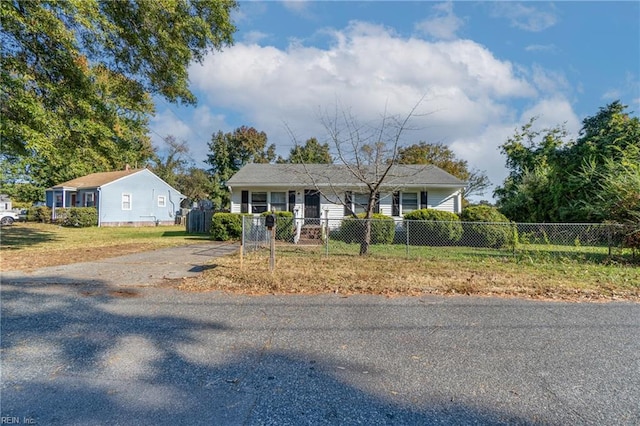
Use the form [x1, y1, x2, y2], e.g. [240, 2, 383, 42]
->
[149, 1, 640, 201]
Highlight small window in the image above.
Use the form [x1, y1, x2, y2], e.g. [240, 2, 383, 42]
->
[270, 192, 287, 212]
[353, 193, 369, 214]
[85, 192, 95, 207]
[122, 193, 132, 210]
[402, 192, 418, 214]
[55, 194, 63, 208]
[251, 192, 267, 213]
[158, 195, 166, 207]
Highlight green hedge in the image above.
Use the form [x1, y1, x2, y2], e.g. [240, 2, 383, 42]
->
[211, 213, 244, 241]
[261, 211, 295, 242]
[459, 205, 514, 248]
[56, 207, 98, 227]
[26, 206, 52, 223]
[403, 209, 463, 245]
[337, 213, 395, 245]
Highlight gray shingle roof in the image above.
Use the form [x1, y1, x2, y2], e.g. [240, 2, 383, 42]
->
[48, 169, 143, 189]
[226, 163, 466, 188]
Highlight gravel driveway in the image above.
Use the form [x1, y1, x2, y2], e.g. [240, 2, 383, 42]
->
[1, 243, 639, 425]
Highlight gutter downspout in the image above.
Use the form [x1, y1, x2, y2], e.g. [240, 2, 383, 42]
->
[97, 187, 102, 227]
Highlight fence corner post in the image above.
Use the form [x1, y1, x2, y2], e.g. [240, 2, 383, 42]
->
[240, 215, 244, 269]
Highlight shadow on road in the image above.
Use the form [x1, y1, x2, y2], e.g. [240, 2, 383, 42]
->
[1, 279, 542, 425]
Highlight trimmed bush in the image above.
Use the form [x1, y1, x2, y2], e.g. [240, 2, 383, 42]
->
[57, 207, 98, 227]
[211, 213, 244, 241]
[339, 213, 395, 245]
[403, 209, 463, 245]
[26, 206, 52, 223]
[459, 205, 513, 248]
[262, 211, 295, 242]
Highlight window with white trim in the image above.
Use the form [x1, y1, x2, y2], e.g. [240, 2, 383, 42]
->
[158, 195, 166, 207]
[85, 192, 95, 207]
[270, 192, 287, 211]
[353, 193, 369, 214]
[122, 193, 132, 210]
[251, 192, 267, 213]
[402, 192, 418, 214]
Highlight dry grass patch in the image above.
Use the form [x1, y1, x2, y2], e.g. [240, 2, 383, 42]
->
[178, 251, 640, 301]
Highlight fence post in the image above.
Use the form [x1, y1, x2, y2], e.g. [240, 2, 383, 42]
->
[406, 220, 409, 259]
[240, 215, 244, 269]
[325, 217, 329, 257]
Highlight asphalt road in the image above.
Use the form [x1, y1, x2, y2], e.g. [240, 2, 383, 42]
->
[1, 244, 639, 425]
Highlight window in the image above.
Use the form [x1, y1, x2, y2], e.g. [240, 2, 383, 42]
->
[270, 192, 287, 211]
[251, 192, 267, 213]
[353, 193, 369, 214]
[122, 193, 132, 210]
[158, 195, 166, 207]
[85, 192, 95, 207]
[402, 192, 418, 214]
[55, 194, 63, 208]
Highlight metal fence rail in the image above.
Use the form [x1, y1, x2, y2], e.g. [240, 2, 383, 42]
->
[241, 216, 636, 261]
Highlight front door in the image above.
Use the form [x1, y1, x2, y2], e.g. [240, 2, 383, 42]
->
[304, 190, 320, 220]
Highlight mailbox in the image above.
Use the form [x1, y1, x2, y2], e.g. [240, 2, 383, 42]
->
[265, 213, 276, 229]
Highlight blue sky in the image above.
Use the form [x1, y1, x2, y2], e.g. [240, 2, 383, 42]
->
[150, 1, 640, 201]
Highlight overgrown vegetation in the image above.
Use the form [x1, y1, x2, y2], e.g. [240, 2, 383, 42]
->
[459, 205, 513, 248]
[335, 213, 395, 244]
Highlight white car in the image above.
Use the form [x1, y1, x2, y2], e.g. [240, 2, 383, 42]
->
[0, 211, 19, 226]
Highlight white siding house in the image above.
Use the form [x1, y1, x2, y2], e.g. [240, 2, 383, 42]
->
[226, 164, 466, 223]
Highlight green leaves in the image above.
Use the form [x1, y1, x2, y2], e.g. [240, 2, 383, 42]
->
[495, 102, 640, 224]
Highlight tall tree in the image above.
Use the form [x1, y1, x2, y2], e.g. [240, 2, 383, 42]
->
[206, 126, 275, 209]
[494, 102, 640, 223]
[277, 137, 333, 164]
[395, 142, 490, 200]
[150, 135, 191, 189]
[0, 0, 237, 194]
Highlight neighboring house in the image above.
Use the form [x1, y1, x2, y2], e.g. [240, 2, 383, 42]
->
[45, 168, 185, 226]
[0, 194, 12, 211]
[226, 163, 466, 222]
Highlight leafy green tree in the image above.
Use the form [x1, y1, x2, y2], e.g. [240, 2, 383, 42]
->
[177, 167, 216, 207]
[1, 0, 237, 192]
[206, 126, 275, 208]
[277, 138, 333, 164]
[495, 102, 640, 223]
[395, 142, 490, 200]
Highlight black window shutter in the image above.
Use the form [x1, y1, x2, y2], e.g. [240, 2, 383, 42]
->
[373, 193, 380, 214]
[241, 190, 249, 213]
[288, 191, 296, 212]
[344, 191, 352, 216]
[420, 191, 428, 209]
[392, 192, 400, 216]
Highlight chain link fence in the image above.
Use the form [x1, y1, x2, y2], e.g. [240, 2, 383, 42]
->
[242, 216, 636, 262]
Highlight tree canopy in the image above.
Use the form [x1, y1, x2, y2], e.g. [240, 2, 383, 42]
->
[277, 138, 333, 164]
[206, 126, 275, 209]
[395, 142, 490, 200]
[0, 0, 237, 200]
[494, 101, 640, 224]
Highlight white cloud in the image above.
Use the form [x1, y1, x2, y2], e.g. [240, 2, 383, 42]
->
[415, 1, 464, 40]
[185, 20, 581, 200]
[491, 3, 558, 32]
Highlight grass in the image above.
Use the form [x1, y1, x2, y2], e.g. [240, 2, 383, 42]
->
[0, 222, 208, 271]
[178, 242, 640, 302]
[2, 223, 638, 302]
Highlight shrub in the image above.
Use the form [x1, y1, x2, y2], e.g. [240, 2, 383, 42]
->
[403, 209, 463, 245]
[459, 205, 513, 248]
[26, 206, 52, 223]
[262, 211, 295, 242]
[57, 207, 98, 227]
[211, 213, 244, 241]
[339, 213, 395, 245]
